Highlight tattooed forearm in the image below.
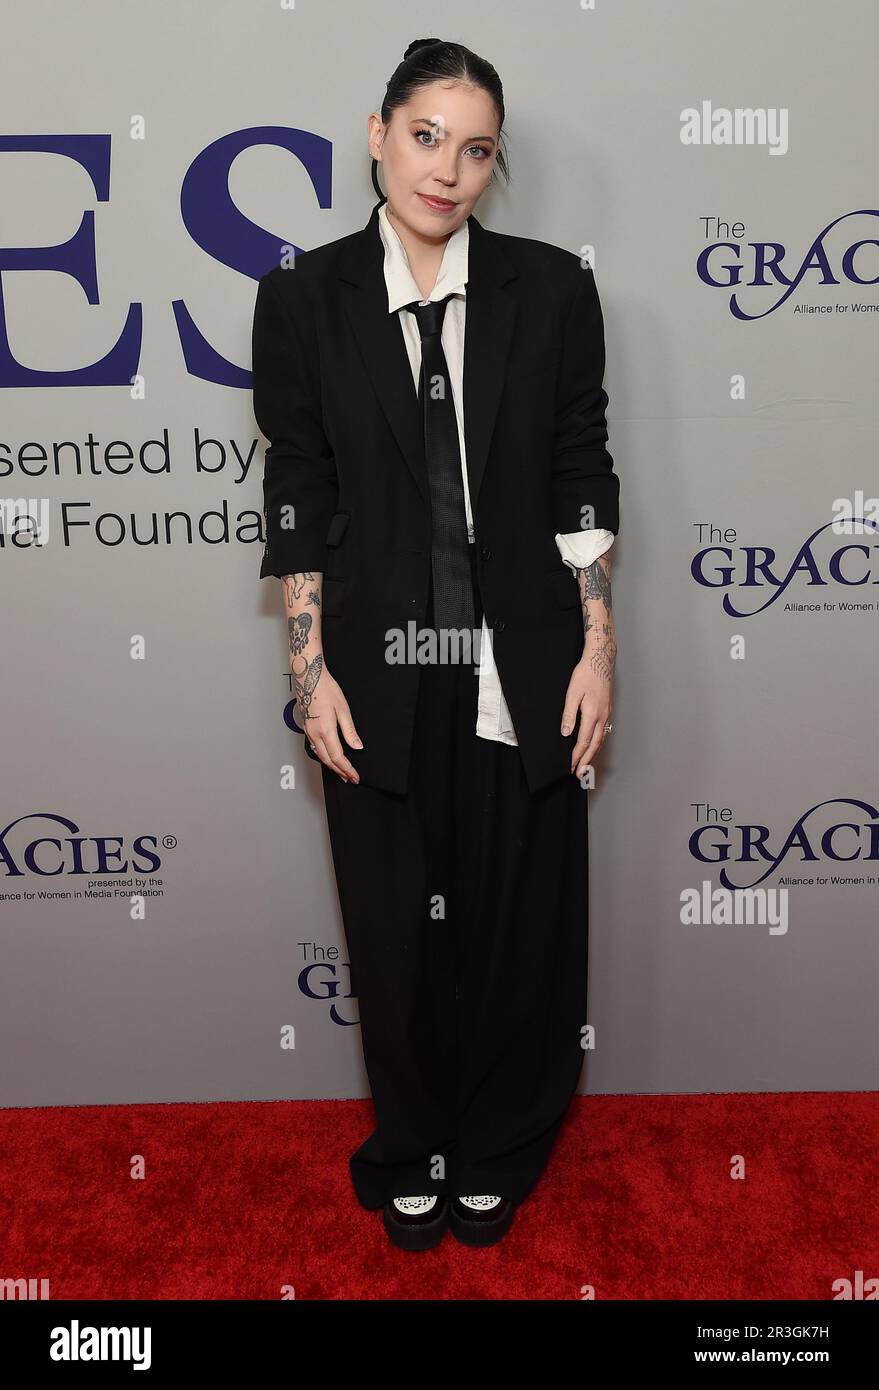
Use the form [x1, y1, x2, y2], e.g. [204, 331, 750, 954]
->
[582, 556, 612, 611]
[288, 611, 312, 657]
[284, 572, 317, 605]
[573, 552, 617, 682]
[280, 571, 324, 720]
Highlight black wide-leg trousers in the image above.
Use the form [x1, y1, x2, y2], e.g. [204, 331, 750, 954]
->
[320, 543, 589, 1209]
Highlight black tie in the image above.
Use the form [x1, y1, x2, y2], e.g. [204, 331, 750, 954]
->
[404, 294, 476, 637]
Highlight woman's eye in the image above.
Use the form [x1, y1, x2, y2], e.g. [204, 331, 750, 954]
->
[414, 130, 490, 159]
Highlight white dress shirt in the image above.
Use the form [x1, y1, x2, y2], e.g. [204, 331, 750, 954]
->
[377, 201, 614, 745]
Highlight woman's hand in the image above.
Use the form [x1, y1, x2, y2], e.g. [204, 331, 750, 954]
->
[561, 657, 613, 779]
[294, 659, 363, 783]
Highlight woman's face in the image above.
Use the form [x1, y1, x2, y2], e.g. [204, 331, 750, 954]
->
[369, 80, 499, 238]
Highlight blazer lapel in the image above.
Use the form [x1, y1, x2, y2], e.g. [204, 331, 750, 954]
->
[462, 209, 519, 520]
[338, 201, 519, 523]
[339, 204, 427, 505]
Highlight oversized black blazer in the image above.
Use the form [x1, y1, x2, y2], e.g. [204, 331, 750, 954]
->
[252, 201, 619, 796]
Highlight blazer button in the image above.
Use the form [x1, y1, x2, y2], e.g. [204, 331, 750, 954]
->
[494, 618, 505, 632]
[480, 544, 492, 561]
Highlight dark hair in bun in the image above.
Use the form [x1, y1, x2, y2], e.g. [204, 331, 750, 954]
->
[371, 37, 510, 201]
[403, 38, 443, 62]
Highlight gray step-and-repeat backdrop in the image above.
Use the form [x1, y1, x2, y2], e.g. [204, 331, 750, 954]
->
[2, 1, 876, 1106]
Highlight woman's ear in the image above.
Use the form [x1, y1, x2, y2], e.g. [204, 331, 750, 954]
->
[367, 112, 384, 162]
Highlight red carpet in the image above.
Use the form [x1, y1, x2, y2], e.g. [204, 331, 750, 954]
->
[1, 1092, 876, 1300]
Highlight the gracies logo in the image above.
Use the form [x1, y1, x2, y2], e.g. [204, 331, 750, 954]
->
[298, 960, 359, 1027]
[697, 209, 879, 318]
[690, 798, 879, 890]
[692, 518, 879, 617]
[0, 813, 162, 877]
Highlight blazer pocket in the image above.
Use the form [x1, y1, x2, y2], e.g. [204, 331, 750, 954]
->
[321, 575, 346, 617]
[549, 568, 581, 609]
[325, 511, 350, 547]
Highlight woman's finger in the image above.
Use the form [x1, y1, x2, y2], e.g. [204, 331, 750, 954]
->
[571, 722, 598, 773]
[307, 728, 344, 779]
[335, 702, 364, 751]
[572, 707, 608, 775]
[322, 723, 360, 783]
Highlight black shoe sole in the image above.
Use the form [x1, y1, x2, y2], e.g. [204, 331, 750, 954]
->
[449, 1199, 516, 1247]
[382, 1200, 449, 1251]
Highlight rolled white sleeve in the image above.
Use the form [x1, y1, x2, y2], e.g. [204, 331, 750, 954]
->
[555, 528, 615, 571]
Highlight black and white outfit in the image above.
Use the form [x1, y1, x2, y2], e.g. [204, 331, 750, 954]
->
[253, 199, 619, 1210]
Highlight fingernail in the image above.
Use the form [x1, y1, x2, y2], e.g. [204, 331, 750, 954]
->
[561, 724, 571, 736]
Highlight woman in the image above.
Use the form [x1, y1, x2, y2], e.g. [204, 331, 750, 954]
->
[252, 37, 619, 1251]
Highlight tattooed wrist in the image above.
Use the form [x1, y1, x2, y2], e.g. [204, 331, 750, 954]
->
[585, 623, 617, 682]
[292, 652, 323, 721]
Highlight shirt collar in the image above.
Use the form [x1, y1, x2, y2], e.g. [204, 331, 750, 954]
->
[377, 200, 469, 313]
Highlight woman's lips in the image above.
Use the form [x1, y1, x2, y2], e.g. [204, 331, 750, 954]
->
[417, 193, 456, 212]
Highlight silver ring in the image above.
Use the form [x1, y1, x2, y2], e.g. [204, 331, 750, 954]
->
[604, 722, 613, 734]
